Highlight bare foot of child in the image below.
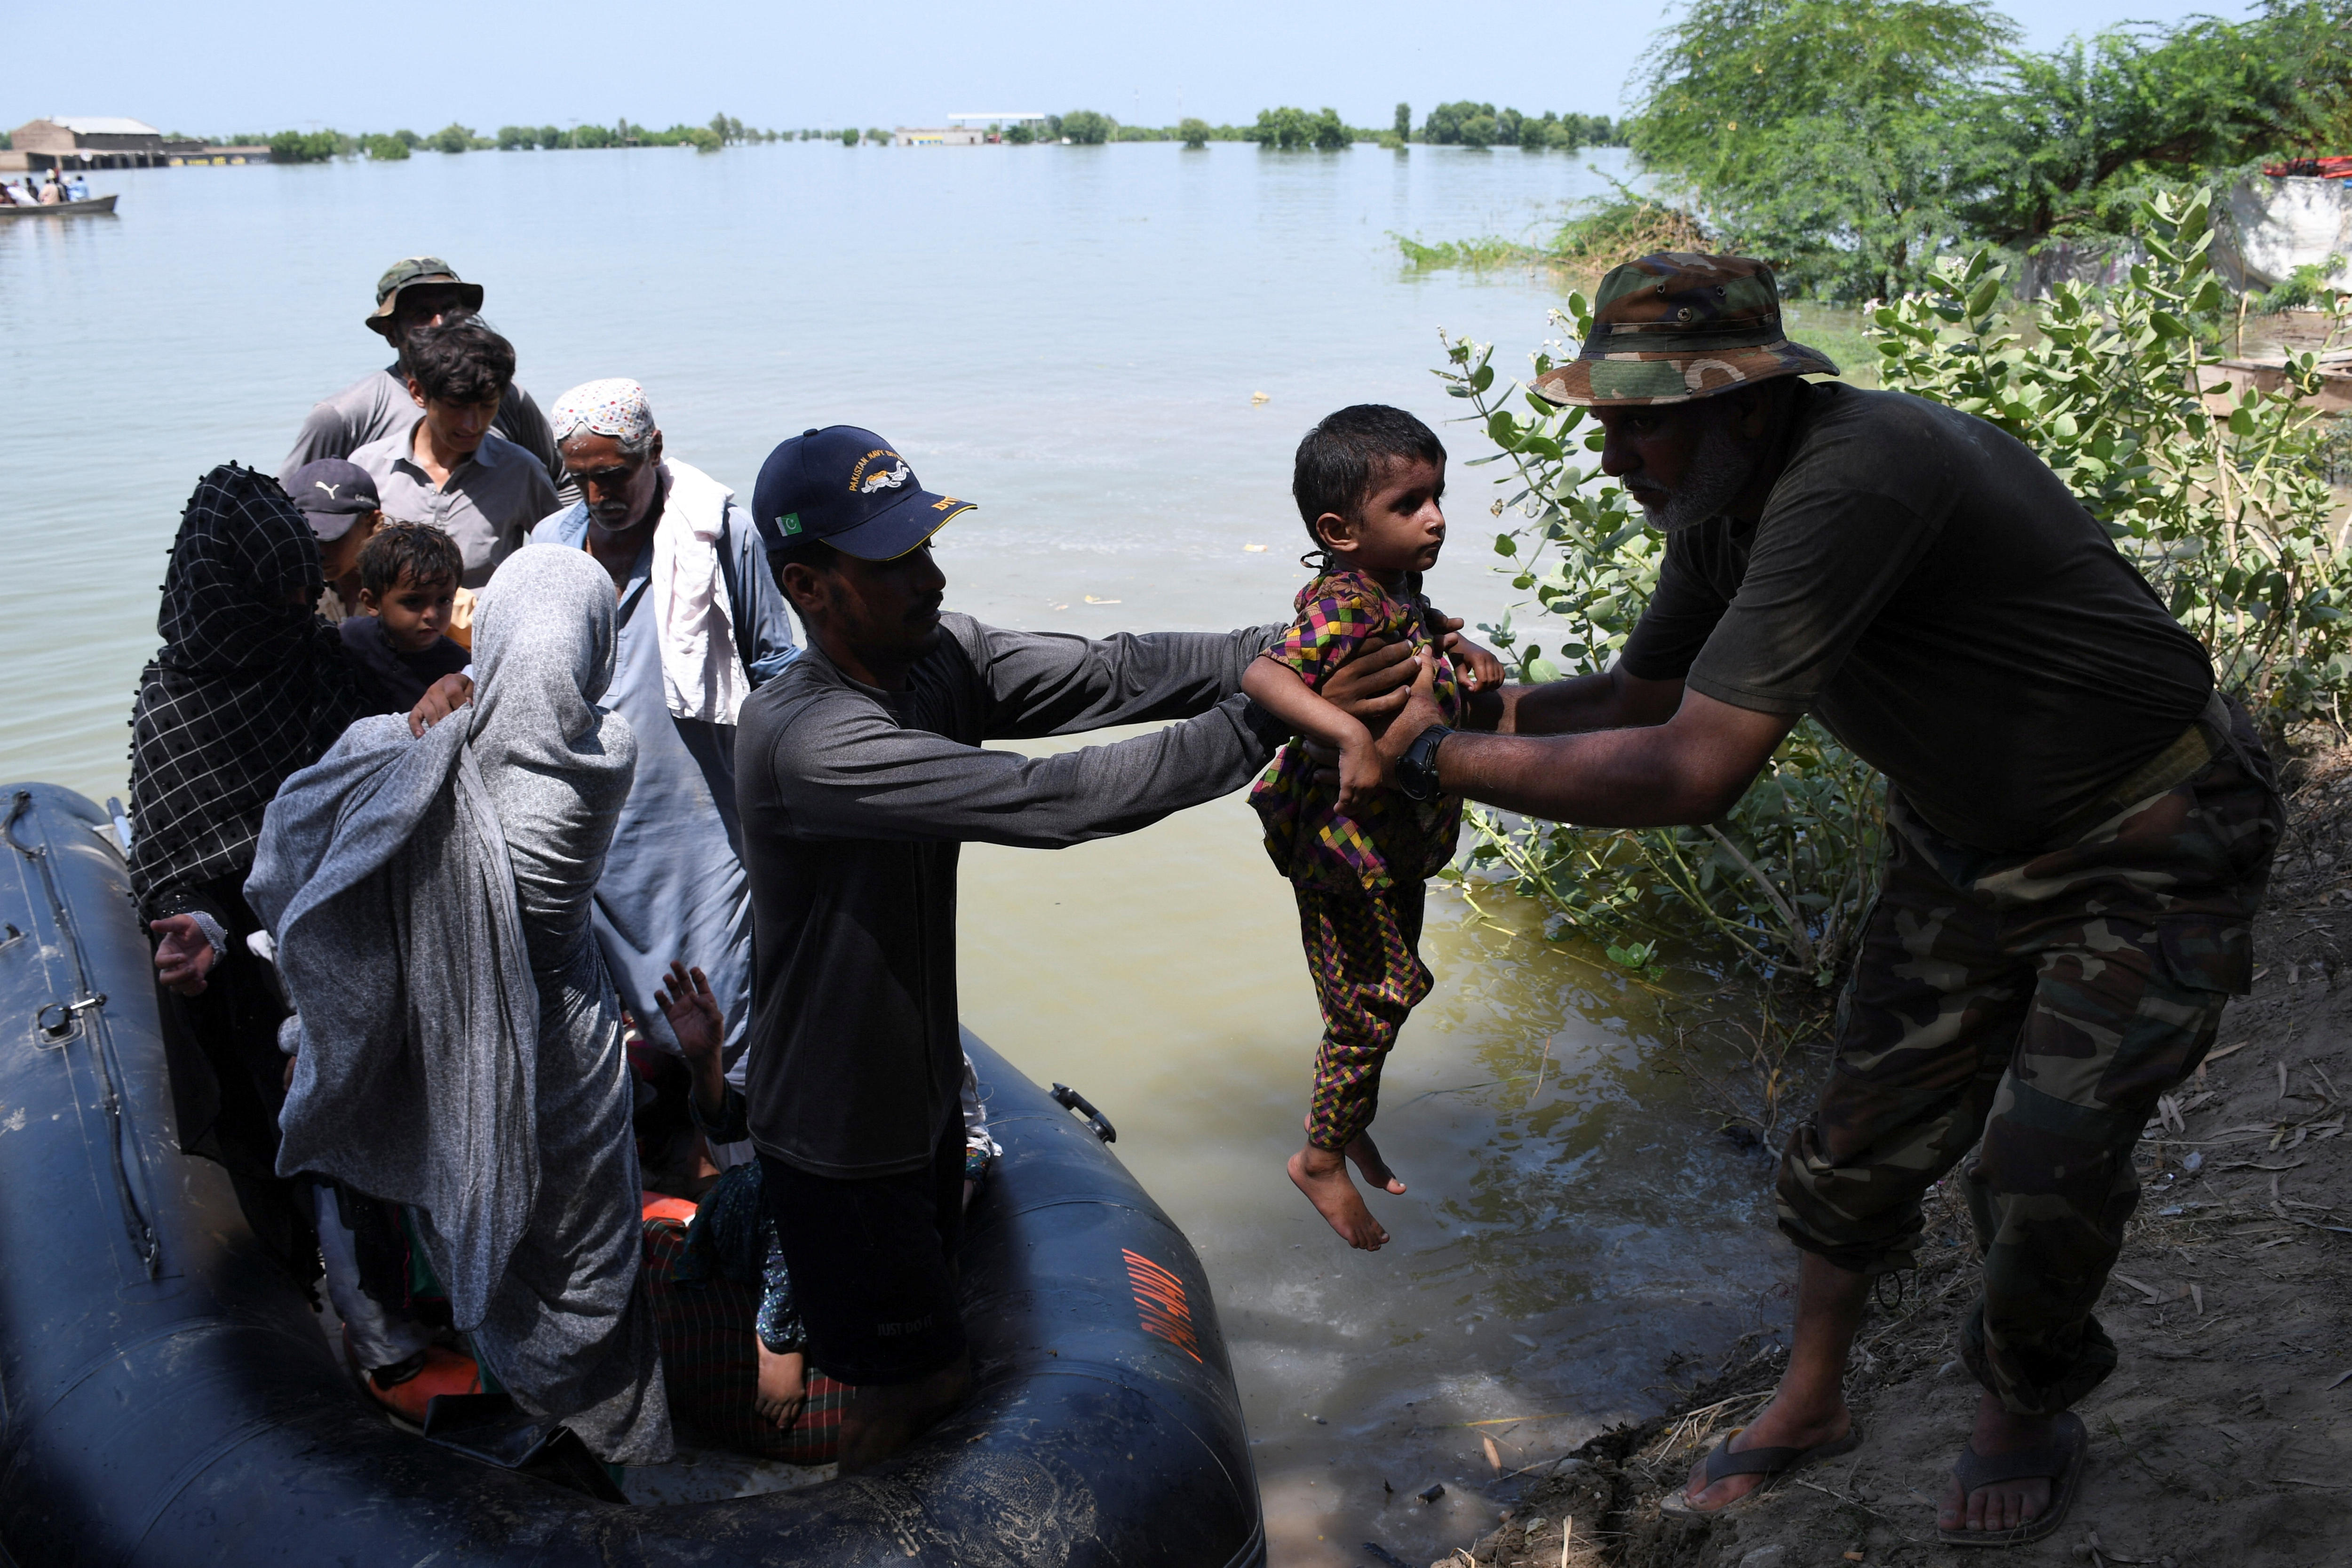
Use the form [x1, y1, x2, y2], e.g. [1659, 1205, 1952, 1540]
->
[1345, 1130, 1407, 1197]
[1289, 1142, 1391, 1250]
[755, 1341, 807, 1429]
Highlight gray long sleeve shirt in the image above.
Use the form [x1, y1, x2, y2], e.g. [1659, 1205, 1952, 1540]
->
[738, 613, 1284, 1178]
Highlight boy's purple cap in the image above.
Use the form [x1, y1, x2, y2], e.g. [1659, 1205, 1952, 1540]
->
[285, 459, 381, 541]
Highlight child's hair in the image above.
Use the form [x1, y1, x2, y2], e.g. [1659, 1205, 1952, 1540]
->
[1291, 404, 1447, 566]
[358, 521, 464, 602]
[399, 312, 516, 406]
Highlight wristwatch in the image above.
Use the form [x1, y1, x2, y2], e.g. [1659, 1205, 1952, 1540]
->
[1396, 724, 1454, 802]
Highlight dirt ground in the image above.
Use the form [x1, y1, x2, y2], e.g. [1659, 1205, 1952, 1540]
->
[1438, 748, 2352, 1568]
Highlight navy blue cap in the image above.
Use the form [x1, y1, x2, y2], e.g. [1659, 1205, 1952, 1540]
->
[750, 425, 973, 562]
[285, 458, 381, 541]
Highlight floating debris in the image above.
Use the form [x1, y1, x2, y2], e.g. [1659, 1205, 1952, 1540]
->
[1251, 391, 1271, 404]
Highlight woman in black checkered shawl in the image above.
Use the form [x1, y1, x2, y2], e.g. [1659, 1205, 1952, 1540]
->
[128, 464, 363, 1270]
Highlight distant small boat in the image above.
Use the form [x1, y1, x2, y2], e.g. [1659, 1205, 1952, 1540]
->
[0, 194, 118, 218]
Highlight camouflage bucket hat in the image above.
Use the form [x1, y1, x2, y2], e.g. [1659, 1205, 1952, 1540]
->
[1530, 252, 1839, 407]
[363, 255, 485, 337]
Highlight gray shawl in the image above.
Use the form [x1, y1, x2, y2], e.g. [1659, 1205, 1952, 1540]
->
[251, 548, 668, 1463]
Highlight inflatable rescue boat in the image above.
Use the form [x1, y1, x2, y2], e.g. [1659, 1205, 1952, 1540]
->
[0, 782, 1265, 1566]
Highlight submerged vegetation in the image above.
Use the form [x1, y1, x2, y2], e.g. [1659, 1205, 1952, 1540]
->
[1443, 188, 2352, 984]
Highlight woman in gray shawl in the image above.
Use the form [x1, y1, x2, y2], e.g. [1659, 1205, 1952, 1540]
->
[249, 546, 672, 1465]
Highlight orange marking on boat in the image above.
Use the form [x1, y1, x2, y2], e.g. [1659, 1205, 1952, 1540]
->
[1123, 1249, 1200, 1361]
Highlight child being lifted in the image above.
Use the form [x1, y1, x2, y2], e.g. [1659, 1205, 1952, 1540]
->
[1243, 405, 1502, 1250]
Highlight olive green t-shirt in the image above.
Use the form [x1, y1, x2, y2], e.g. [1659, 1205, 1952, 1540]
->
[1617, 384, 2212, 852]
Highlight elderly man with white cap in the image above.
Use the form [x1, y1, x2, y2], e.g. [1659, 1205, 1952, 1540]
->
[525, 380, 799, 1152]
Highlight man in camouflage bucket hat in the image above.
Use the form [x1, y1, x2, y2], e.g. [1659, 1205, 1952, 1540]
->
[1530, 251, 1839, 407]
[278, 255, 571, 504]
[1350, 252, 2282, 1544]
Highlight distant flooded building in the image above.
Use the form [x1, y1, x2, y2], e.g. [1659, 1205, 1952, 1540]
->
[7, 117, 168, 170]
[3, 118, 271, 171]
[895, 126, 988, 147]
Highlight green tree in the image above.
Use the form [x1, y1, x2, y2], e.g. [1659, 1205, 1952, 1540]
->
[1060, 109, 1112, 144]
[1627, 0, 2014, 299]
[537, 124, 563, 149]
[269, 129, 341, 162]
[841, 127, 860, 146]
[1311, 107, 1349, 150]
[495, 125, 531, 150]
[1459, 112, 1498, 148]
[1393, 102, 1411, 139]
[1006, 121, 1036, 144]
[866, 127, 890, 145]
[1958, 2, 2352, 247]
[1177, 117, 1211, 149]
[427, 122, 475, 154]
[362, 133, 411, 160]
[1421, 101, 1495, 144]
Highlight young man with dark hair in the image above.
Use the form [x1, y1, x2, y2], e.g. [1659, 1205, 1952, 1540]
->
[732, 424, 1467, 1472]
[279, 256, 569, 501]
[348, 315, 558, 589]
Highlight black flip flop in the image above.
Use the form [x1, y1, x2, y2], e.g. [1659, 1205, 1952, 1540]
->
[1938, 1410, 2089, 1548]
[1661, 1422, 1865, 1516]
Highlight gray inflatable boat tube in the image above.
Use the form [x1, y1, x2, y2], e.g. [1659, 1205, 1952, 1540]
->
[0, 783, 1264, 1567]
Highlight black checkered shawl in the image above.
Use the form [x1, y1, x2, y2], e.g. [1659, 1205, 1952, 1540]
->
[127, 466, 365, 923]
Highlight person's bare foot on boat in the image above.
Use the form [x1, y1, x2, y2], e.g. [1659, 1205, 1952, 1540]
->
[754, 1341, 807, 1430]
[1679, 1389, 1853, 1511]
[1939, 1390, 2056, 1535]
[1289, 1142, 1389, 1250]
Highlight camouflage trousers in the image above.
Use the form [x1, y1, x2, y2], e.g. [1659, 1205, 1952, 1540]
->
[1295, 882, 1431, 1153]
[1777, 697, 2282, 1416]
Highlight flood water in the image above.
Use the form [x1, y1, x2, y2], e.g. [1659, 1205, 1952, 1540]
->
[0, 141, 1793, 1563]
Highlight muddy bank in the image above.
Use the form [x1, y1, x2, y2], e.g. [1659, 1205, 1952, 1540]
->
[1433, 750, 2352, 1568]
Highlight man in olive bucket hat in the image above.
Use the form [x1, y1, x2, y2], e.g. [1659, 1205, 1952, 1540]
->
[1351, 253, 2280, 1545]
[278, 255, 571, 503]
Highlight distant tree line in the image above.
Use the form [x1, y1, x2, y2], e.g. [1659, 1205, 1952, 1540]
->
[267, 113, 783, 163]
[258, 103, 1630, 163]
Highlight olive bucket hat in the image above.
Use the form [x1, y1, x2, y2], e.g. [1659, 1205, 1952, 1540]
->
[1530, 252, 1839, 407]
[363, 255, 485, 338]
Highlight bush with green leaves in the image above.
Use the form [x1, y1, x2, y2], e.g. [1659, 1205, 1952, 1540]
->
[1060, 110, 1112, 145]
[1872, 188, 2352, 733]
[1178, 118, 1211, 149]
[362, 133, 411, 161]
[269, 129, 343, 163]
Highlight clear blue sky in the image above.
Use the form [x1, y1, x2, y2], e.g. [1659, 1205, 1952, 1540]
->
[11, 0, 2253, 139]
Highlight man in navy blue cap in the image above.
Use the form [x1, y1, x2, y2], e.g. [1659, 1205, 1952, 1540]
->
[733, 426, 1364, 1468]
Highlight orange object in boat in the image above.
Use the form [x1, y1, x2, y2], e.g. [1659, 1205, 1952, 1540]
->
[364, 1346, 483, 1425]
[640, 1192, 698, 1225]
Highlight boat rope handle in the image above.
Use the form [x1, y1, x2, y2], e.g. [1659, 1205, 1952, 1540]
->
[7, 791, 162, 1277]
[1049, 1082, 1118, 1144]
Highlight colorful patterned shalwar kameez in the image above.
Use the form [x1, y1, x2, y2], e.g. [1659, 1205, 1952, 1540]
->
[1250, 567, 1464, 1153]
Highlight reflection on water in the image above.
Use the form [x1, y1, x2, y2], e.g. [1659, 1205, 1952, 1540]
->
[961, 733, 1794, 1565]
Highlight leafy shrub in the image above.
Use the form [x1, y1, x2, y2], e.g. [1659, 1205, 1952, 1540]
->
[362, 133, 410, 161]
[269, 129, 342, 163]
[840, 127, 859, 147]
[427, 123, 479, 154]
[1178, 118, 1210, 149]
[1005, 122, 1035, 144]
[1060, 110, 1112, 144]
[1873, 189, 2352, 735]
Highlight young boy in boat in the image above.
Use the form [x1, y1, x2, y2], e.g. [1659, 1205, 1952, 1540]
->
[339, 521, 469, 715]
[1241, 405, 1502, 1251]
